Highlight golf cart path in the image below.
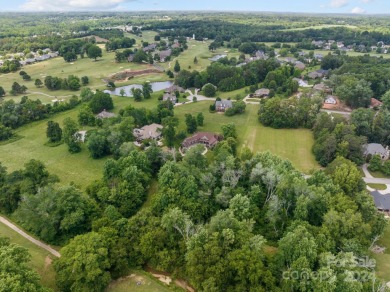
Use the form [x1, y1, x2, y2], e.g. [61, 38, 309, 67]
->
[0, 216, 60, 257]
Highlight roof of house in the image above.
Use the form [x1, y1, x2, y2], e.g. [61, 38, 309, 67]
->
[371, 98, 383, 108]
[313, 83, 331, 92]
[96, 110, 116, 119]
[143, 43, 157, 52]
[163, 93, 177, 103]
[325, 95, 337, 104]
[294, 61, 306, 70]
[159, 49, 172, 60]
[182, 132, 219, 148]
[364, 143, 387, 156]
[165, 85, 184, 93]
[133, 123, 163, 140]
[254, 88, 270, 96]
[215, 100, 233, 109]
[370, 190, 390, 211]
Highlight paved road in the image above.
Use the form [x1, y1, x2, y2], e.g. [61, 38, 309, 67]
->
[243, 95, 260, 105]
[320, 109, 352, 116]
[363, 177, 390, 184]
[362, 164, 374, 179]
[185, 89, 216, 101]
[0, 216, 60, 258]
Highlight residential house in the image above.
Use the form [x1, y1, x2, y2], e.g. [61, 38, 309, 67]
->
[308, 69, 329, 79]
[370, 98, 383, 109]
[159, 49, 172, 62]
[182, 132, 221, 149]
[143, 43, 157, 52]
[292, 78, 310, 87]
[133, 123, 163, 141]
[127, 54, 135, 62]
[215, 99, 233, 112]
[311, 40, 324, 48]
[255, 50, 268, 60]
[294, 61, 306, 71]
[96, 110, 116, 119]
[313, 83, 332, 93]
[165, 85, 185, 94]
[253, 88, 270, 98]
[363, 143, 390, 160]
[163, 93, 177, 104]
[325, 95, 337, 105]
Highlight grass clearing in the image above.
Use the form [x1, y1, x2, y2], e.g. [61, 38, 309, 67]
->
[0, 219, 57, 291]
[367, 183, 387, 190]
[373, 223, 390, 282]
[174, 102, 319, 173]
[107, 271, 174, 292]
[368, 170, 390, 179]
[0, 48, 156, 102]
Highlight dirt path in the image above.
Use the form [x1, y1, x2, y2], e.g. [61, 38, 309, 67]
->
[28, 91, 73, 99]
[0, 216, 60, 258]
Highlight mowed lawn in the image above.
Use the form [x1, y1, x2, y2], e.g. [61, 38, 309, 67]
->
[175, 101, 319, 173]
[107, 271, 175, 292]
[0, 45, 159, 102]
[373, 224, 390, 282]
[0, 220, 57, 291]
[0, 108, 106, 189]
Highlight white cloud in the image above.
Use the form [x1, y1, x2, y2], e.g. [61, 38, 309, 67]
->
[330, 0, 349, 8]
[360, 0, 374, 3]
[21, 0, 137, 11]
[351, 6, 366, 13]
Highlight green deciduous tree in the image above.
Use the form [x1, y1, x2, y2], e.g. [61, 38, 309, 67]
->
[0, 237, 47, 292]
[87, 44, 103, 61]
[63, 117, 81, 153]
[46, 120, 62, 143]
[54, 232, 111, 292]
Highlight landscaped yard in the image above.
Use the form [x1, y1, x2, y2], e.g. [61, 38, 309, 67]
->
[0, 219, 57, 291]
[175, 102, 319, 173]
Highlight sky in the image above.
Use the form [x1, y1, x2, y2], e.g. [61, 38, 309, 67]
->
[0, 0, 389, 14]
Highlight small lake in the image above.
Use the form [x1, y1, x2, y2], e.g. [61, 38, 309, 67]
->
[104, 81, 173, 97]
[209, 54, 227, 61]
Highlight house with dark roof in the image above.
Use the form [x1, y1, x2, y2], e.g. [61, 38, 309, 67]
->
[143, 43, 157, 52]
[215, 100, 233, 112]
[363, 143, 389, 160]
[294, 61, 306, 71]
[182, 132, 221, 149]
[308, 69, 329, 79]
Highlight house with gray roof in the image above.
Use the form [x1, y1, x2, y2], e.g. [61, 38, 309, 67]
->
[133, 123, 163, 142]
[163, 93, 177, 104]
[215, 99, 233, 112]
[96, 110, 116, 119]
[363, 143, 389, 160]
[254, 88, 270, 98]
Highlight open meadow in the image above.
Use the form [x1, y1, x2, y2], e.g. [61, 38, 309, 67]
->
[175, 101, 319, 173]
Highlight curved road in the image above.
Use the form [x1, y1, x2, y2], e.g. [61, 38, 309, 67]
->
[0, 216, 60, 258]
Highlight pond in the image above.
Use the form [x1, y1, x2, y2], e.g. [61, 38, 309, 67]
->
[209, 54, 227, 61]
[104, 81, 173, 97]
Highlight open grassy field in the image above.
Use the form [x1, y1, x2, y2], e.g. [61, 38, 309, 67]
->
[174, 101, 319, 173]
[0, 219, 57, 291]
[107, 271, 174, 292]
[0, 45, 160, 103]
[372, 223, 390, 283]
[281, 24, 358, 31]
